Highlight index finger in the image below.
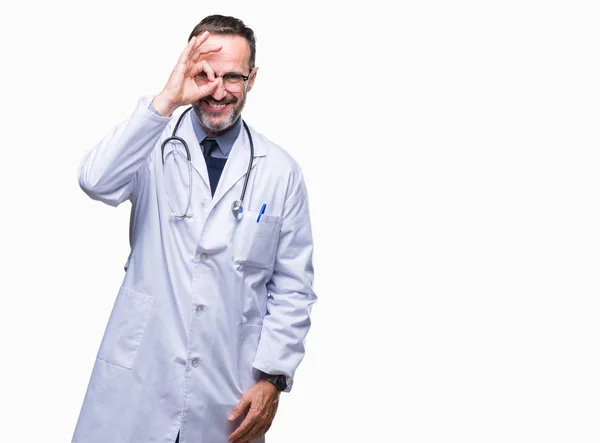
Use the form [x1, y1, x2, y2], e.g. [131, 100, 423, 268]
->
[228, 412, 258, 442]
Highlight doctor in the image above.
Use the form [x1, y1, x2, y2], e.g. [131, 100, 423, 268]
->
[72, 15, 316, 443]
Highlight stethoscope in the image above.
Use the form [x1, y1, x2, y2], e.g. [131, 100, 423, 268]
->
[160, 106, 254, 220]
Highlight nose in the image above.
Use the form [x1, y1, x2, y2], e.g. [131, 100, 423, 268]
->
[211, 78, 228, 101]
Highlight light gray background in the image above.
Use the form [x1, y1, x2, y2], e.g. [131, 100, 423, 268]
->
[0, 0, 599, 442]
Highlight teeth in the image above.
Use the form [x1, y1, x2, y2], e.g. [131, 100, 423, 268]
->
[208, 103, 226, 109]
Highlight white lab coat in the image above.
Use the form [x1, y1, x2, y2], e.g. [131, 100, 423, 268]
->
[72, 96, 317, 443]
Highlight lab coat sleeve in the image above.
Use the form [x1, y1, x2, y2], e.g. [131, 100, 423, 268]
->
[252, 169, 317, 393]
[78, 96, 172, 206]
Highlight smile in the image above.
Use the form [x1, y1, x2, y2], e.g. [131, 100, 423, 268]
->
[204, 101, 232, 112]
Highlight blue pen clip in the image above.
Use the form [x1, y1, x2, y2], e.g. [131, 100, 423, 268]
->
[257, 204, 266, 223]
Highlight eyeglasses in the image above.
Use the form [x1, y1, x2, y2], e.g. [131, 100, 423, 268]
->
[195, 71, 251, 92]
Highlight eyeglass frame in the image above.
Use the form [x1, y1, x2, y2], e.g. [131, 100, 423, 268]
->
[194, 69, 254, 90]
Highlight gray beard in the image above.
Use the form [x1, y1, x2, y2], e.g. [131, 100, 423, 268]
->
[194, 92, 247, 134]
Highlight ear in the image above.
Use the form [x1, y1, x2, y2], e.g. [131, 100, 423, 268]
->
[247, 67, 259, 92]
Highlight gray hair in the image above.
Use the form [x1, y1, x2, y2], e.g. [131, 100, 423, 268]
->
[188, 15, 256, 70]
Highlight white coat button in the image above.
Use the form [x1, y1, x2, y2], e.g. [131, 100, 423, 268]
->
[200, 252, 209, 261]
[196, 304, 207, 313]
[191, 358, 200, 367]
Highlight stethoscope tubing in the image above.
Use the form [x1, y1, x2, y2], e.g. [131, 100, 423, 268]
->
[160, 106, 254, 219]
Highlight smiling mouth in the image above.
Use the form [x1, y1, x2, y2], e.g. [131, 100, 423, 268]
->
[203, 99, 234, 112]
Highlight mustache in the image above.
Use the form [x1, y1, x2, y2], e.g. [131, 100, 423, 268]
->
[203, 96, 237, 105]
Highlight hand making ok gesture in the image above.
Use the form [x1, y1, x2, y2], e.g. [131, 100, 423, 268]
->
[152, 31, 222, 117]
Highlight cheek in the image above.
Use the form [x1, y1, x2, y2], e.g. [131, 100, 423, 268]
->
[232, 91, 244, 103]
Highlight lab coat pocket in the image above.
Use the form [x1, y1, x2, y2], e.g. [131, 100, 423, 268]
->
[233, 210, 282, 270]
[237, 324, 263, 392]
[97, 286, 155, 370]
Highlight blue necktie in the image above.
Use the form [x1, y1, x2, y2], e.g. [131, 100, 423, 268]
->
[201, 138, 227, 196]
[202, 138, 219, 160]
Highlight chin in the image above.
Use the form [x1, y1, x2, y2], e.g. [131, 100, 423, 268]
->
[205, 113, 237, 132]
[205, 119, 231, 133]
[194, 103, 242, 135]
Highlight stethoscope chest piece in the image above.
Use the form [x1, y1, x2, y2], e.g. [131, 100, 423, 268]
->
[231, 200, 244, 220]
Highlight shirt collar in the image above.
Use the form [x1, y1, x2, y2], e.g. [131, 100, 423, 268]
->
[190, 112, 243, 157]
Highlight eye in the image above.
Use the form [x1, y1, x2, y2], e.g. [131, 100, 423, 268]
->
[223, 74, 244, 83]
[195, 72, 209, 81]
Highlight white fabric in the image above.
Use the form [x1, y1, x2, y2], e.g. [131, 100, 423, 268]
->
[72, 96, 317, 443]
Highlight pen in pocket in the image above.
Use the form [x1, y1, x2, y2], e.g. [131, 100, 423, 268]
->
[256, 204, 266, 223]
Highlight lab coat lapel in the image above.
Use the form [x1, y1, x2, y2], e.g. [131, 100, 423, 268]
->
[176, 110, 210, 190]
[212, 124, 265, 208]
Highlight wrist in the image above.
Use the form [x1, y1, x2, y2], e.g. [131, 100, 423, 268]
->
[259, 379, 279, 394]
[152, 93, 179, 117]
[260, 372, 287, 392]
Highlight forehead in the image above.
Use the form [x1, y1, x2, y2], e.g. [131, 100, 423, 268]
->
[202, 34, 251, 72]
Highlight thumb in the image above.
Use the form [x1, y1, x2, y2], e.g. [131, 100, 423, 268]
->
[229, 395, 251, 421]
[197, 80, 220, 101]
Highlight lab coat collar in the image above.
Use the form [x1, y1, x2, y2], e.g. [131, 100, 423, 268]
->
[211, 119, 265, 206]
[176, 110, 266, 204]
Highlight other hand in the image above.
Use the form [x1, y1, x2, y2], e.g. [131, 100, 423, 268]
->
[228, 380, 280, 443]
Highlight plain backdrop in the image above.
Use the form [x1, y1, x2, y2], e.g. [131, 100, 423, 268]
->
[1, 0, 599, 442]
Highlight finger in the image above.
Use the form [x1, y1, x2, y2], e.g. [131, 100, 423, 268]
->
[179, 31, 211, 66]
[196, 79, 219, 100]
[190, 44, 223, 63]
[231, 426, 264, 443]
[200, 44, 222, 55]
[177, 36, 197, 66]
[233, 422, 265, 443]
[194, 30, 210, 47]
[229, 395, 251, 421]
[228, 412, 259, 442]
[191, 60, 215, 81]
[191, 34, 205, 56]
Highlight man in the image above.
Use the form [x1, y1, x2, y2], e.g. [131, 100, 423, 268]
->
[72, 15, 316, 443]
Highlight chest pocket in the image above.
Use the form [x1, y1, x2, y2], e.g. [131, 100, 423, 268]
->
[233, 209, 282, 270]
